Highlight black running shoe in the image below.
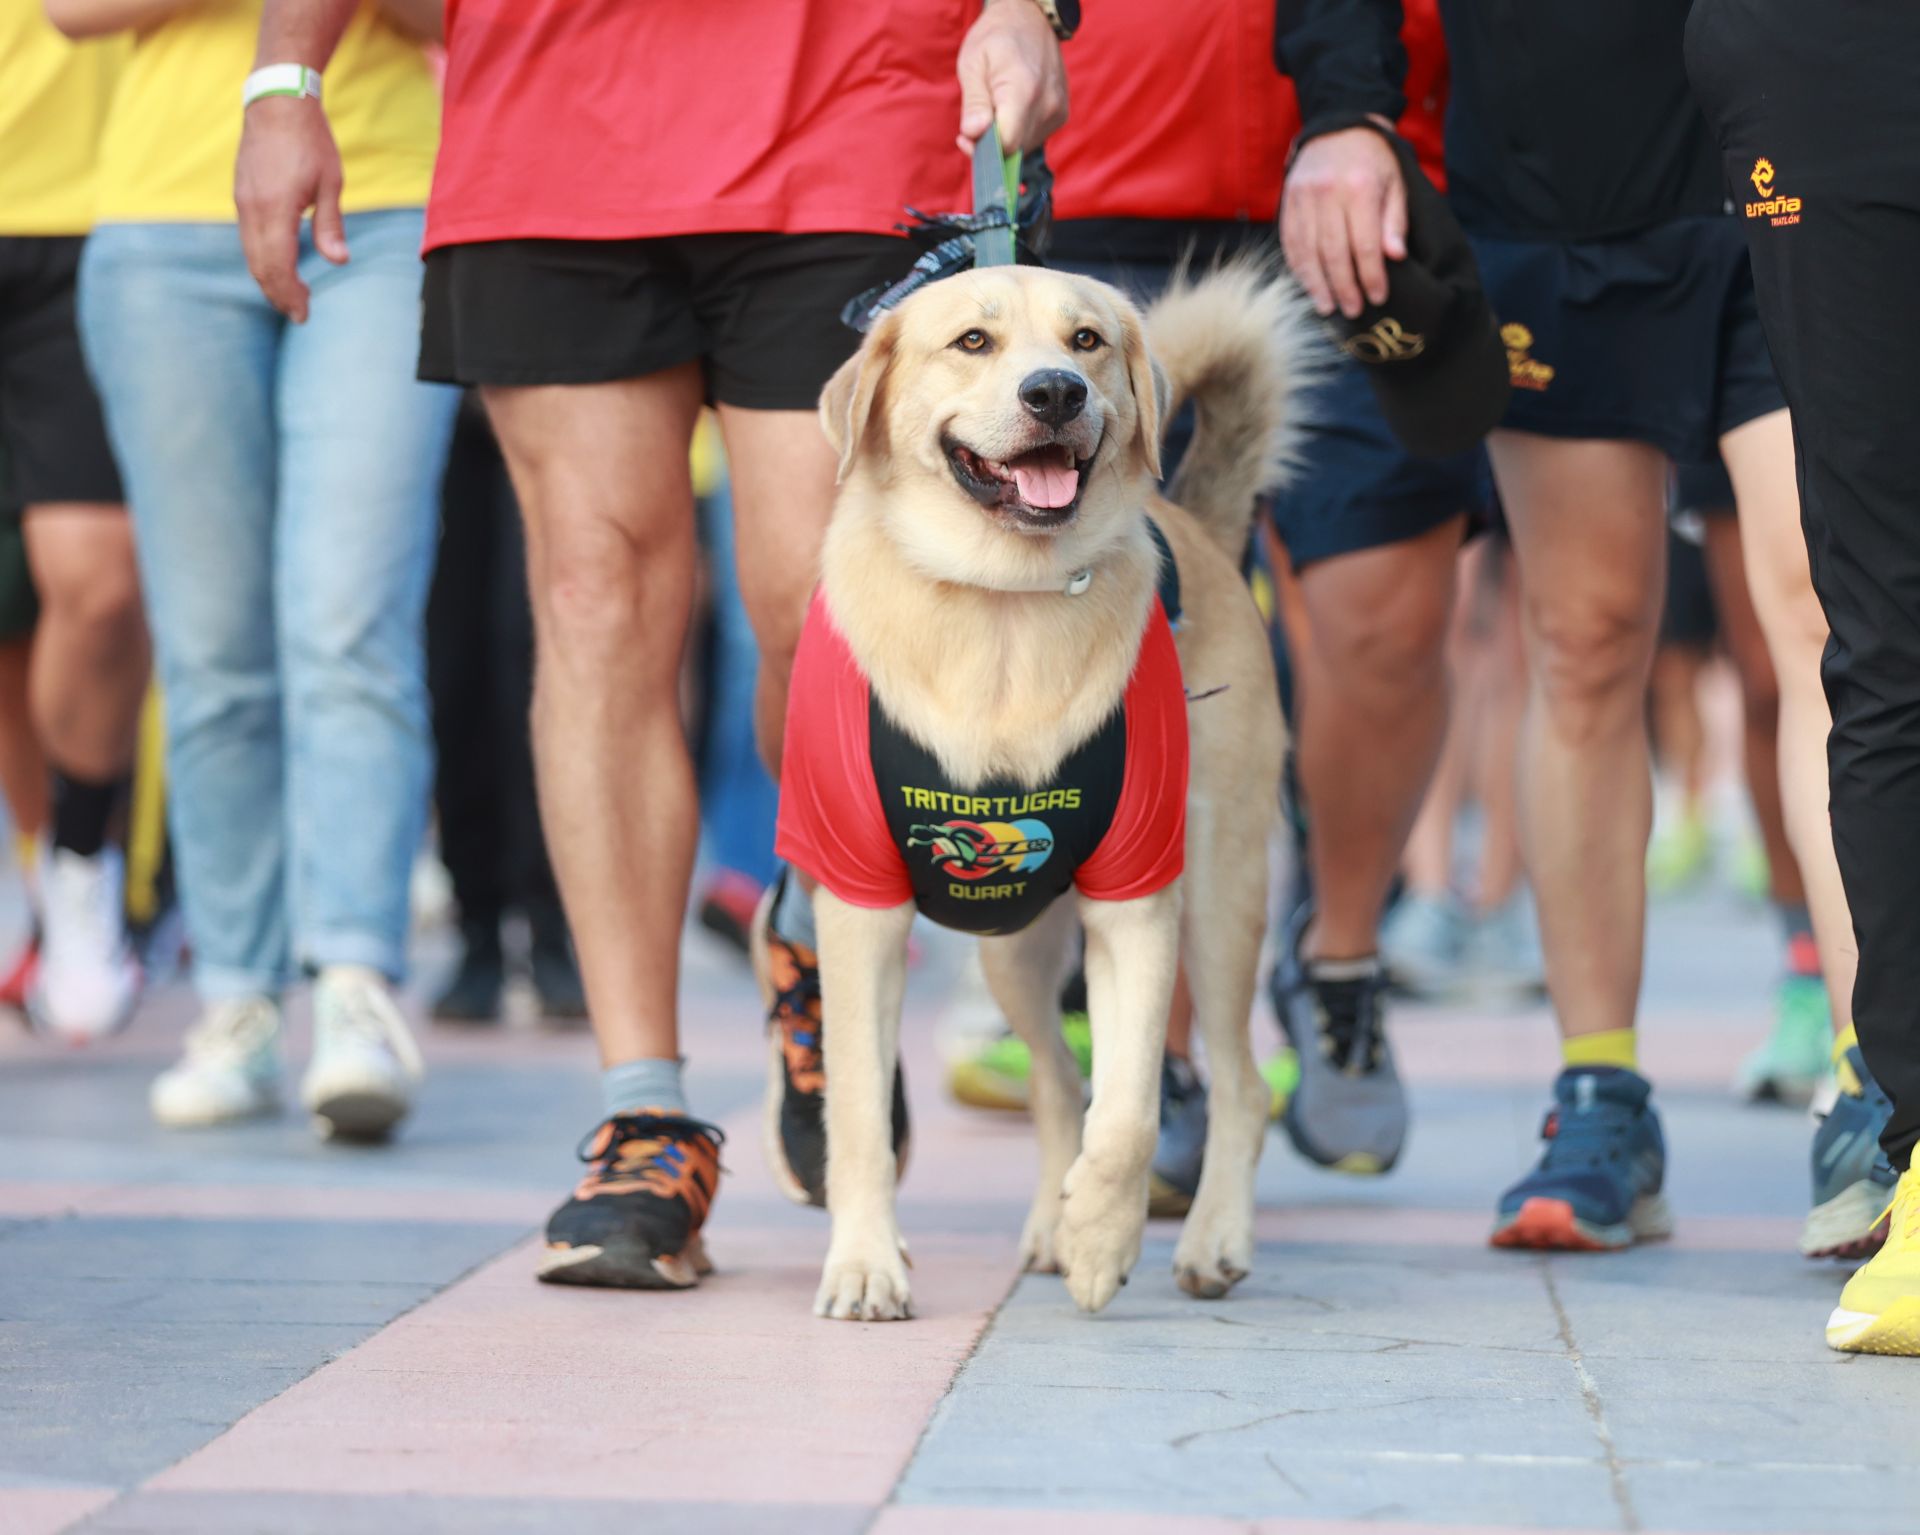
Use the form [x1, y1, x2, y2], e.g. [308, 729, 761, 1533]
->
[754, 881, 908, 1208]
[538, 1112, 724, 1289]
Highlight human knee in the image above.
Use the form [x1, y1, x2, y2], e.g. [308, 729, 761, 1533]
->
[533, 512, 691, 669]
[1526, 594, 1657, 727]
[1311, 583, 1450, 705]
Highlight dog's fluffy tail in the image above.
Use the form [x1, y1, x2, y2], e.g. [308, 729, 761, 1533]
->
[1145, 257, 1321, 561]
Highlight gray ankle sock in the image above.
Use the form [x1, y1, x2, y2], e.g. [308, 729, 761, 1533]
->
[601, 1057, 687, 1118]
[771, 867, 817, 951]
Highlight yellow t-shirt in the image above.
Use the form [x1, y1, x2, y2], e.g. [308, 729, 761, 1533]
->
[95, 0, 438, 224]
[0, 0, 127, 235]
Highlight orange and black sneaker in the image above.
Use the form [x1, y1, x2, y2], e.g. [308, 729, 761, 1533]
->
[537, 1111, 724, 1289]
[752, 881, 908, 1208]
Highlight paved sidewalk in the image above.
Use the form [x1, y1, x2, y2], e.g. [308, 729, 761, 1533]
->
[2, 887, 1917, 1535]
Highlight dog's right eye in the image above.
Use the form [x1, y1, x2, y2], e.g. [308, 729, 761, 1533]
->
[953, 329, 993, 354]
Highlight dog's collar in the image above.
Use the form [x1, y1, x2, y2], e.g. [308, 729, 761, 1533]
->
[976, 566, 1095, 597]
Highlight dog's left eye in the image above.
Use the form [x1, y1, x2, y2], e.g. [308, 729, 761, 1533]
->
[953, 329, 993, 353]
[1071, 328, 1104, 352]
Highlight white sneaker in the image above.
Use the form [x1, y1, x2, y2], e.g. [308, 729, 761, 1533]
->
[302, 966, 424, 1142]
[28, 846, 142, 1043]
[151, 996, 284, 1127]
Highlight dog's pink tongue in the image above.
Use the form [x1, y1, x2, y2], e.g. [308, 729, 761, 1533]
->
[1012, 459, 1079, 509]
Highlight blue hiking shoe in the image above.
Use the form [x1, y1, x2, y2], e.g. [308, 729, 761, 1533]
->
[1802, 1025, 1896, 1260]
[1492, 1067, 1673, 1251]
[1149, 1055, 1208, 1217]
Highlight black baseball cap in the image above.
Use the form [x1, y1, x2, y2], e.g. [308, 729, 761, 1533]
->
[1314, 123, 1509, 459]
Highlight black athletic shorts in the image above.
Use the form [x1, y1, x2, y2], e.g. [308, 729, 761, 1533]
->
[1675, 455, 1737, 517]
[1050, 218, 1487, 572]
[1470, 215, 1785, 464]
[419, 232, 920, 407]
[0, 235, 123, 515]
[1660, 526, 1719, 650]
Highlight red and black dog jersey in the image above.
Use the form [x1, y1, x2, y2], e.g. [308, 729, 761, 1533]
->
[776, 593, 1188, 937]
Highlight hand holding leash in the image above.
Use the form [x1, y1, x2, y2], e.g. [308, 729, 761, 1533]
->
[956, 0, 1067, 157]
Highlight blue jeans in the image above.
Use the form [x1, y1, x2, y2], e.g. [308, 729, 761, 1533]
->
[696, 476, 779, 886]
[79, 212, 458, 998]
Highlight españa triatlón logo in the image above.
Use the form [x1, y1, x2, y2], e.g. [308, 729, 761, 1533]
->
[1745, 157, 1803, 227]
[1500, 323, 1554, 392]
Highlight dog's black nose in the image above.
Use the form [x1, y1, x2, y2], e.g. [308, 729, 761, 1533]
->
[1018, 368, 1088, 426]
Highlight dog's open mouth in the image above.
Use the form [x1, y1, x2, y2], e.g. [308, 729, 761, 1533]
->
[944, 439, 1091, 528]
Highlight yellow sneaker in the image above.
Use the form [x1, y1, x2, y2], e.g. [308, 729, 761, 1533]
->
[1827, 1165, 1920, 1355]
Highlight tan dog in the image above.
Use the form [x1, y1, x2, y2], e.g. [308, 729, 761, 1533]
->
[799, 262, 1307, 1318]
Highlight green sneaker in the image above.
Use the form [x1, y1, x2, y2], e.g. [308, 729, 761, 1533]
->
[1260, 1048, 1299, 1121]
[1735, 974, 1832, 1106]
[947, 1012, 1092, 1112]
[1646, 808, 1712, 896]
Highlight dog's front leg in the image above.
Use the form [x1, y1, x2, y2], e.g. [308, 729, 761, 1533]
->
[1057, 884, 1180, 1313]
[813, 888, 917, 1321]
[980, 896, 1081, 1273]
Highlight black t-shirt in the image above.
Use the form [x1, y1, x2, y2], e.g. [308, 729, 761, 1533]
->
[1276, 0, 1729, 241]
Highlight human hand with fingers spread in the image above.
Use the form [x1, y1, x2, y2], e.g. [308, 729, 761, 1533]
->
[1280, 123, 1408, 319]
[956, 0, 1068, 157]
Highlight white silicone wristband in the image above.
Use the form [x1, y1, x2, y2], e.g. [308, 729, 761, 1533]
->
[242, 64, 323, 108]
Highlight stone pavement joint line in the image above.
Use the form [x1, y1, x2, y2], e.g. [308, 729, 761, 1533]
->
[1543, 1260, 1640, 1533]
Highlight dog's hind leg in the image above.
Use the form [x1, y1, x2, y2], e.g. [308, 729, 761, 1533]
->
[980, 896, 1081, 1274]
[813, 889, 918, 1321]
[1172, 793, 1271, 1298]
[1057, 884, 1181, 1313]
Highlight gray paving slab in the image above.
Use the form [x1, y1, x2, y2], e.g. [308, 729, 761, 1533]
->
[898, 1239, 1620, 1523]
[0, 1217, 523, 1489]
[1624, 1462, 1916, 1535]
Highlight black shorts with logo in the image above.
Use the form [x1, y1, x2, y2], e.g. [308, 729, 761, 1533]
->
[1469, 215, 1785, 463]
[419, 232, 921, 408]
[0, 235, 124, 515]
[1050, 219, 1487, 572]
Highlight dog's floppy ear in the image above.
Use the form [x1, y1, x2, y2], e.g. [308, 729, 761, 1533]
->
[1119, 306, 1164, 480]
[819, 310, 901, 483]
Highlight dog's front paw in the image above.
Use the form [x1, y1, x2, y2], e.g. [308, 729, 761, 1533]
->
[1172, 1203, 1254, 1300]
[814, 1236, 913, 1322]
[1018, 1200, 1063, 1274]
[1055, 1157, 1145, 1313]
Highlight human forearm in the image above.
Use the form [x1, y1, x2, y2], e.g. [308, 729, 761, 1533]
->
[42, 0, 197, 41]
[252, 0, 360, 68]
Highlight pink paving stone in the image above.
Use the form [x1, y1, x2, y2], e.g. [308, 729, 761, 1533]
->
[871, 1509, 1627, 1535]
[0, 1487, 118, 1535]
[0, 1182, 113, 1219]
[149, 1226, 1018, 1506]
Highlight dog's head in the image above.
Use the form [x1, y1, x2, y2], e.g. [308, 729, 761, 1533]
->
[821, 267, 1165, 552]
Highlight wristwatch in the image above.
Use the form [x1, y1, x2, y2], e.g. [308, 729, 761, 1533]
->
[1028, 0, 1079, 41]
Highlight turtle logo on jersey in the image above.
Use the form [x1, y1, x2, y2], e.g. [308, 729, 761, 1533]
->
[908, 818, 1054, 881]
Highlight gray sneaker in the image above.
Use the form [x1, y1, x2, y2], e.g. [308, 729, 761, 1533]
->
[1149, 1055, 1208, 1217]
[1276, 908, 1407, 1175]
[1465, 889, 1547, 999]
[1379, 891, 1468, 997]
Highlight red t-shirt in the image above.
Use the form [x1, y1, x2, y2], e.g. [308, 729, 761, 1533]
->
[776, 593, 1188, 936]
[425, 0, 975, 252]
[1047, 0, 1450, 226]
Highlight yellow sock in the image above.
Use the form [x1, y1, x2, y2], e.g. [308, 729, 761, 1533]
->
[1563, 1028, 1637, 1072]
